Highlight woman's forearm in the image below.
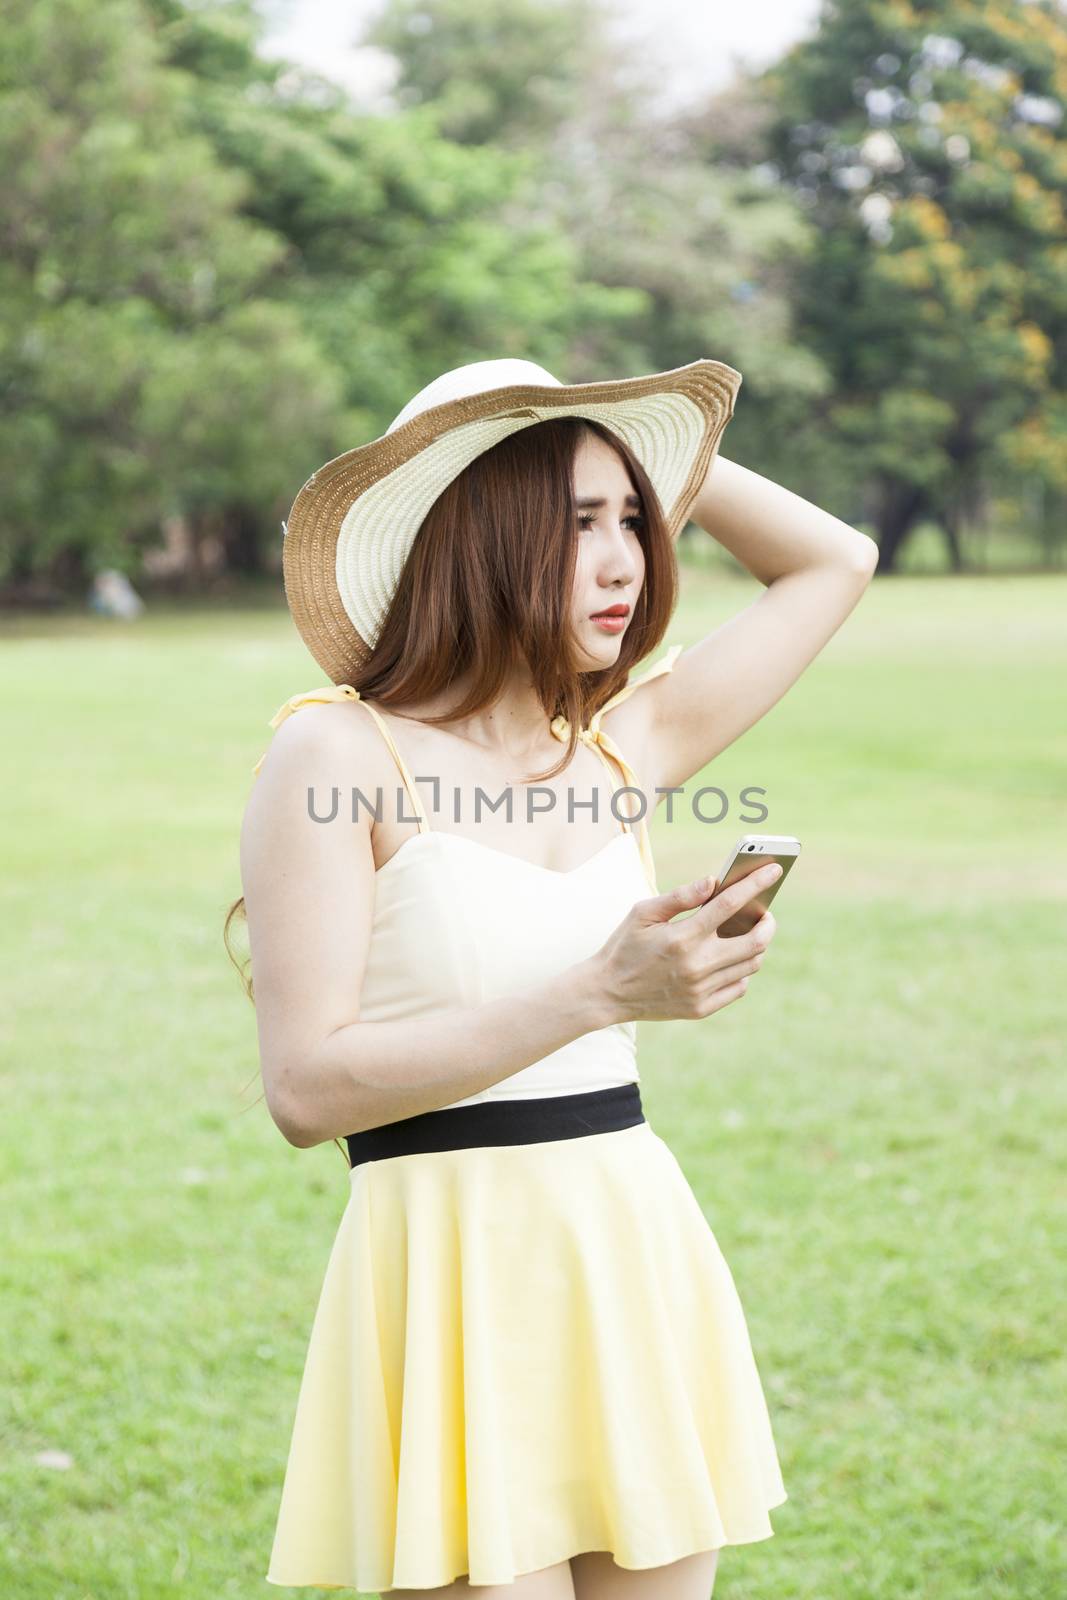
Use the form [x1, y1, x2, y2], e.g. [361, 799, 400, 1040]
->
[285, 954, 619, 1148]
[689, 454, 878, 584]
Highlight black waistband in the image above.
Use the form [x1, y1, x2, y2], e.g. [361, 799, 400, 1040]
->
[346, 1081, 645, 1169]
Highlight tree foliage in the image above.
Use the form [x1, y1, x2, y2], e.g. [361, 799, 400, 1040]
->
[1, 0, 1060, 588]
[758, 0, 1067, 569]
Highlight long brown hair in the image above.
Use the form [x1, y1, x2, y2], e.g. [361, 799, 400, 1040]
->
[227, 416, 680, 1161]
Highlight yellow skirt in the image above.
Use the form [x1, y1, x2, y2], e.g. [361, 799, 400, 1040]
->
[266, 1092, 787, 1592]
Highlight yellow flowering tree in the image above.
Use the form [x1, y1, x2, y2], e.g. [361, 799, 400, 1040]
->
[761, 0, 1067, 571]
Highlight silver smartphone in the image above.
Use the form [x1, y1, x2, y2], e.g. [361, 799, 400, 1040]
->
[706, 833, 801, 937]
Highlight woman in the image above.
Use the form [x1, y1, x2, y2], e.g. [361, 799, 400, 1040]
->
[230, 357, 878, 1597]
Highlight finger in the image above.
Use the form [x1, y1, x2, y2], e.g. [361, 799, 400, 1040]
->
[713, 909, 777, 965]
[699, 861, 782, 932]
[709, 949, 766, 989]
[642, 871, 721, 924]
[699, 975, 751, 1016]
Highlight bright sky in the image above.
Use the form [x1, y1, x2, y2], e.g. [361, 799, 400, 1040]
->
[254, 0, 824, 116]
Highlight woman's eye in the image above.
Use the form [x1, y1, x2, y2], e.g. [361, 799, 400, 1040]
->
[577, 513, 645, 531]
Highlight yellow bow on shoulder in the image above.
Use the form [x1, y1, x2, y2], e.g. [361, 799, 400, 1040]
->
[251, 684, 361, 777]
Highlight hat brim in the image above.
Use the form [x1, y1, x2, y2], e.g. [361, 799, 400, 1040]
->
[282, 357, 741, 683]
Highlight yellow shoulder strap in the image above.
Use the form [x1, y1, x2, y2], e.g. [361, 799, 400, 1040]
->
[551, 643, 684, 895]
[251, 684, 430, 831]
[589, 642, 684, 727]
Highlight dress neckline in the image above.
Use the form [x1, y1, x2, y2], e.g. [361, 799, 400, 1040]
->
[375, 826, 639, 883]
[254, 642, 686, 898]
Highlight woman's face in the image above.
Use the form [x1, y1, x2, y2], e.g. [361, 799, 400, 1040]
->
[568, 431, 646, 669]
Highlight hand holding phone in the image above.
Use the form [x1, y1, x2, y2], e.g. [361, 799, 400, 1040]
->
[594, 854, 787, 1024]
[705, 834, 801, 938]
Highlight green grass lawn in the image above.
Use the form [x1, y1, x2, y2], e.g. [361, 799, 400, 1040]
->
[1, 569, 1064, 1599]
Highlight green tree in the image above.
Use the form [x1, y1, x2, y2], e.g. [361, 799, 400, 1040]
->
[0, 0, 344, 588]
[363, 0, 598, 148]
[1, 0, 640, 588]
[362, 0, 825, 518]
[758, 0, 1067, 571]
[146, 0, 640, 400]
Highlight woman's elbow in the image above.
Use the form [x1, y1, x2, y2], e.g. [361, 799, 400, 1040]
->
[851, 531, 880, 574]
[270, 1091, 311, 1148]
[262, 1057, 315, 1148]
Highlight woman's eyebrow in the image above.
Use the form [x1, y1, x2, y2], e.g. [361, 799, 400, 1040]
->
[575, 494, 642, 509]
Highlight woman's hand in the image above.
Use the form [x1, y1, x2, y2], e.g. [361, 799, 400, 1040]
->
[592, 862, 782, 1024]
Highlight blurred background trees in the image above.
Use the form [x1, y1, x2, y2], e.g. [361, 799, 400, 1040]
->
[1, 0, 1063, 597]
[755, 0, 1067, 571]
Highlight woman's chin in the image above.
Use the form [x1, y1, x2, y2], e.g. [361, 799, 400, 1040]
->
[576, 624, 626, 666]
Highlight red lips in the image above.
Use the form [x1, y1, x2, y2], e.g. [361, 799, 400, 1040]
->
[590, 604, 630, 618]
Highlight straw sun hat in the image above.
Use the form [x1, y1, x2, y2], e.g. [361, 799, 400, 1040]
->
[280, 356, 742, 682]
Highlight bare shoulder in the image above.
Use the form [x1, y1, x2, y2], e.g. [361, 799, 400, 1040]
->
[248, 695, 386, 798]
[241, 696, 393, 878]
